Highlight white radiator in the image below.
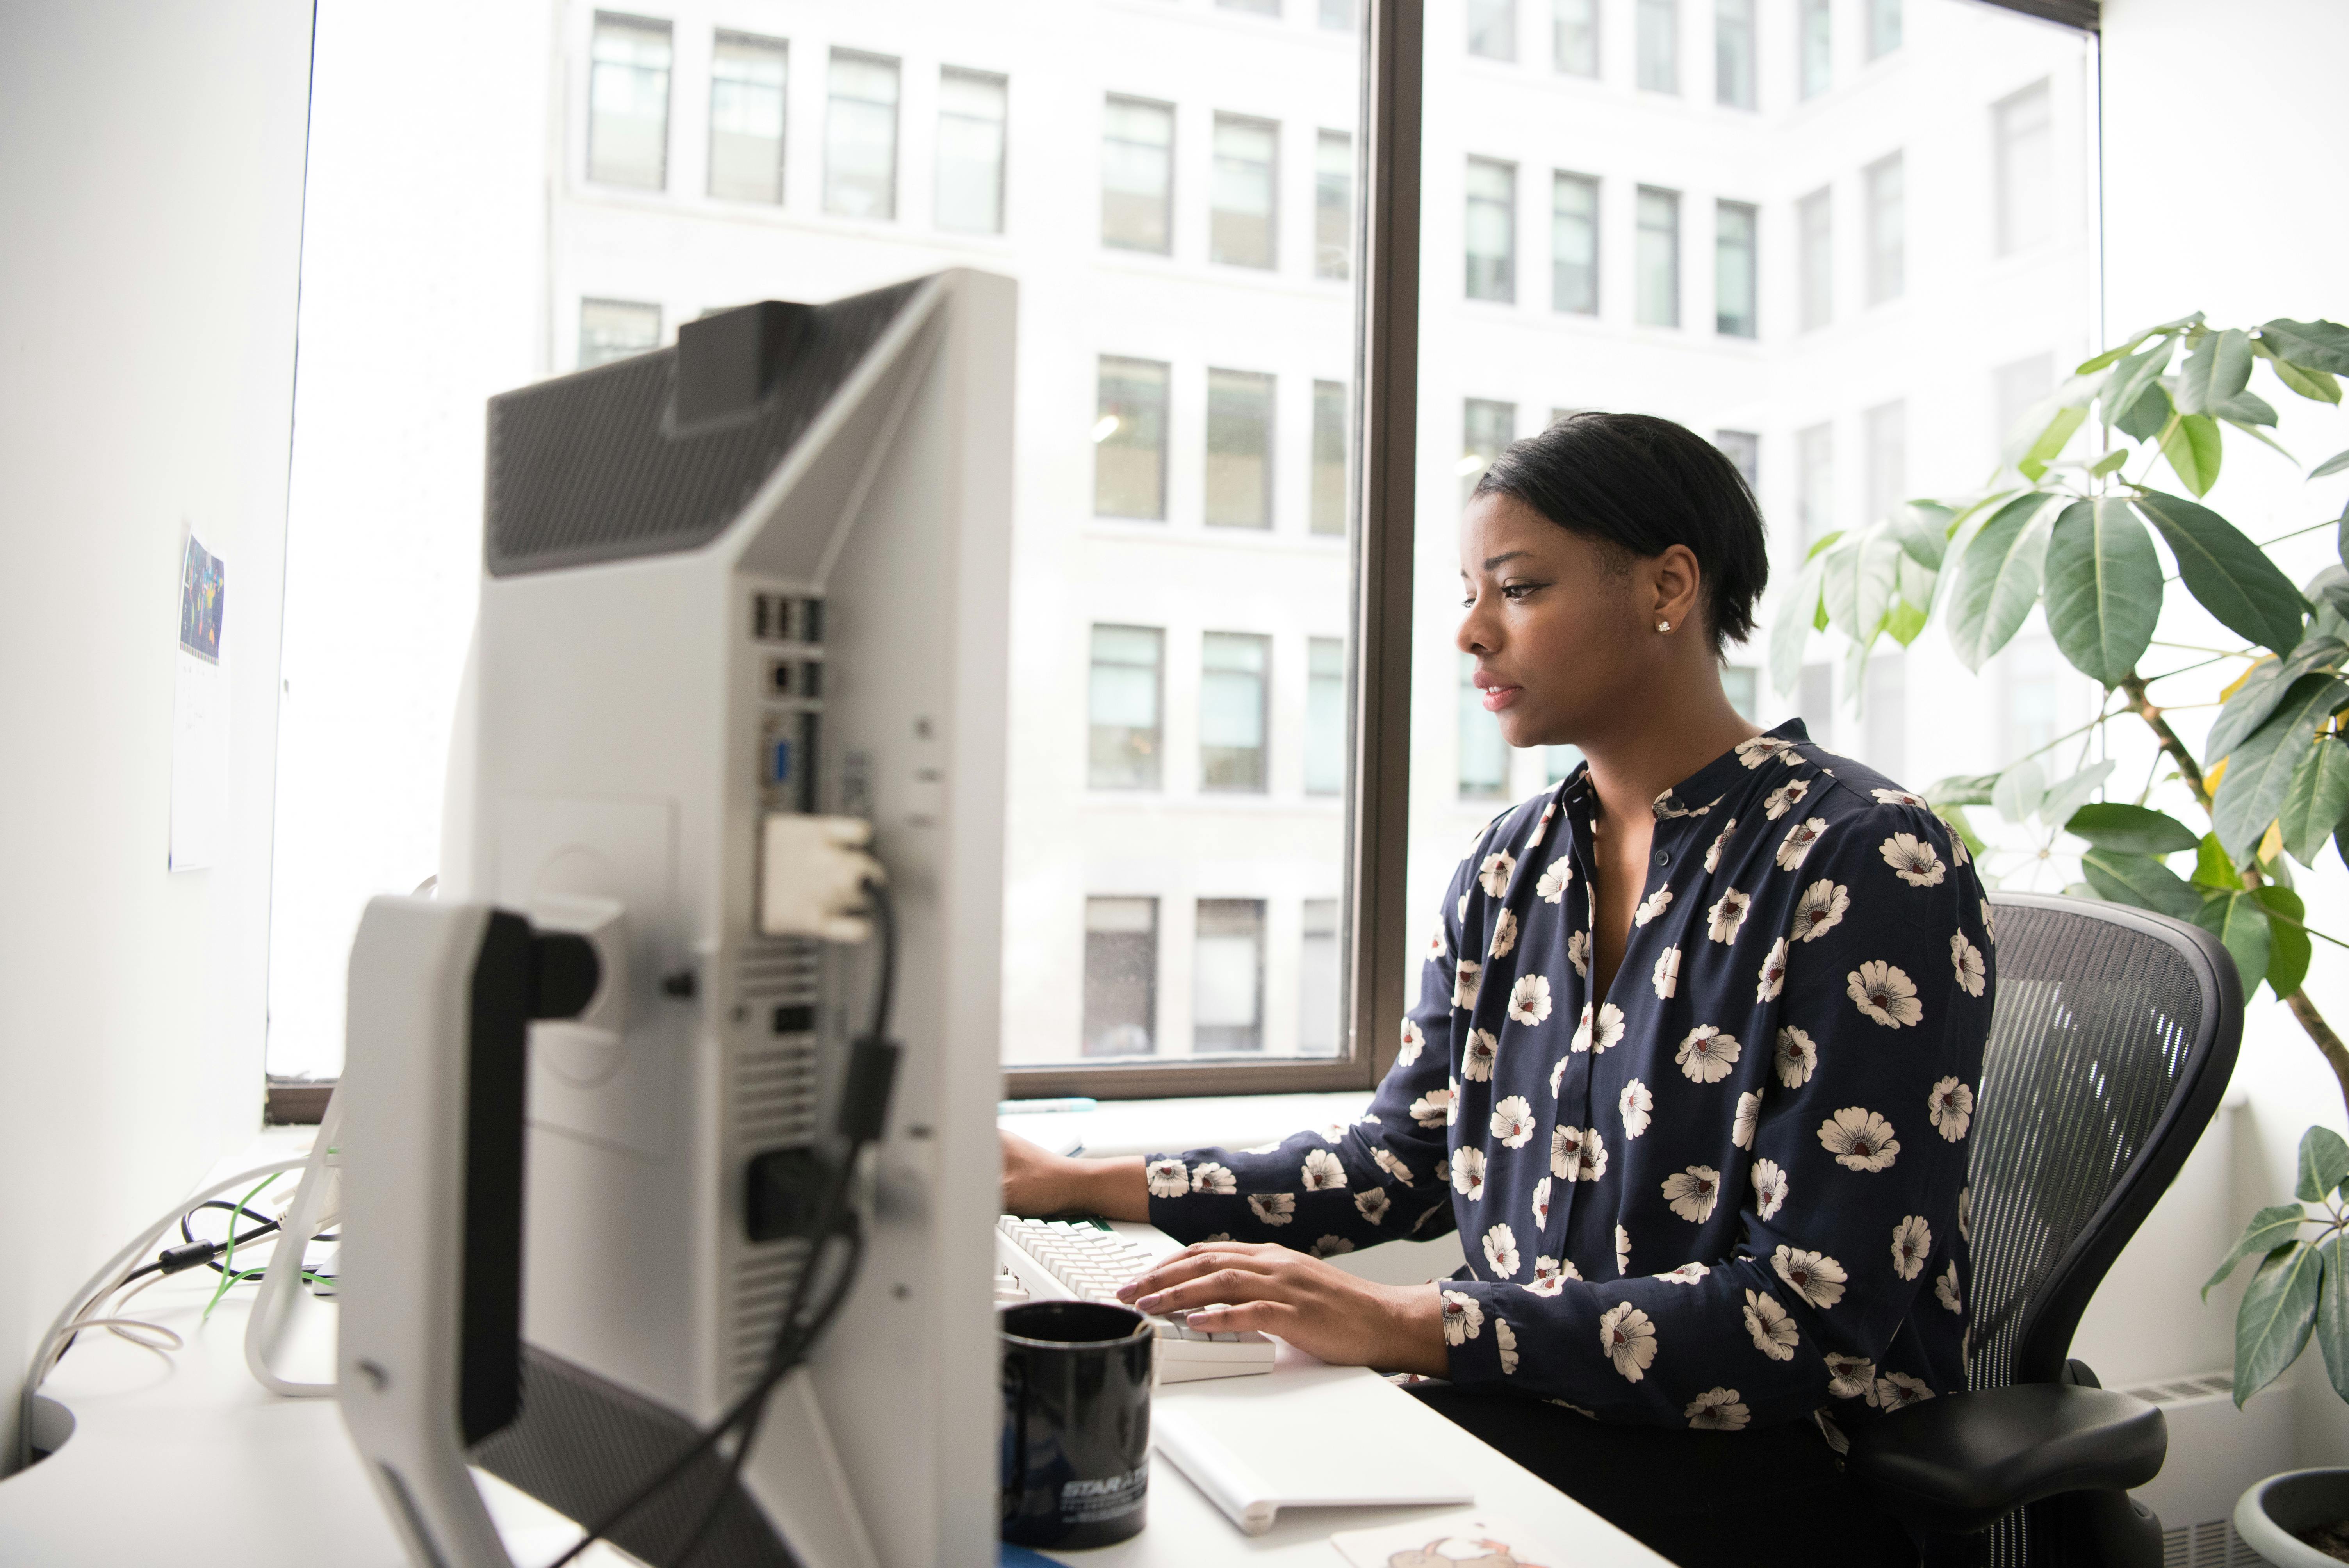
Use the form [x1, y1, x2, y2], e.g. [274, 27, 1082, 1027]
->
[2120, 1371, 2292, 1568]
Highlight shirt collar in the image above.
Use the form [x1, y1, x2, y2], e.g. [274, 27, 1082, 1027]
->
[1652, 718, 1813, 821]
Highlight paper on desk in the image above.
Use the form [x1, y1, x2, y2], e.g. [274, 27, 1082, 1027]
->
[169, 528, 230, 871]
[1330, 1511, 1561, 1568]
[1151, 1403, 1473, 1537]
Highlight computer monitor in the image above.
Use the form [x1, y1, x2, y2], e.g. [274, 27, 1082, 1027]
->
[337, 269, 1015, 1568]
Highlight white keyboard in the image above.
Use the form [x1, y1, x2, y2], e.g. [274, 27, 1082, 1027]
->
[996, 1216, 1276, 1383]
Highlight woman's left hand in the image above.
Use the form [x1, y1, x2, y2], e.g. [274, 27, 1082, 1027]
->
[1114, 1241, 1449, 1377]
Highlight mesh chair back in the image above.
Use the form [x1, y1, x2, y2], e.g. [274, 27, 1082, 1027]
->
[1966, 893, 2239, 1397]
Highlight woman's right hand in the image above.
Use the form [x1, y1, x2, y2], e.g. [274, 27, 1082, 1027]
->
[1000, 1131, 1149, 1222]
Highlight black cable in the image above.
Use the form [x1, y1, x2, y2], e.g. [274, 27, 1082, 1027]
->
[863, 877, 895, 1043]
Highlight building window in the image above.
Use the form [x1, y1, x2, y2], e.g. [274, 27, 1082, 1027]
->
[1462, 398, 1516, 503]
[1322, 0, 1360, 28]
[587, 14, 671, 190]
[1089, 625, 1164, 789]
[1468, 0, 1517, 61]
[1796, 421, 1834, 554]
[1306, 636, 1347, 794]
[1994, 80, 2053, 257]
[936, 68, 1008, 234]
[1868, 0, 1903, 59]
[1715, 0, 1756, 109]
[1206, 369, 1275, 529]
[1201, 632, 1271, 791]
[1866, 152, 1904, 305]
[1458, 651, 1510, 799]
[1993, 352, 2053, 456]
[1635, 186, 1680, 328]
[1312, 381, 1349, 536]
[1554, 0, 1599, 75]
[1551, 172, 1599, 315]
[1315, 131, 1353, 280]
[1798, 185, 1832, 331]
[1723, 666, 1760, 719]
[579, 297, 661, 368]
[1194, 900, 1266, 1053]
[1211, 114, 1279, 270]
[1715, 429, 1760, 488]
[1798, 0, 1831, 99]
[708, 32, 786, 204]
[1715, 200, 1757, 338]
[1298, 898, 1341, 1057]
[1082, 897, 1157, 1057]
[1465, 157, 1517, 303]
[1637, 0, 1679, 92]
[1864, 399, 1906, 527]
[1094, 356, 1170, 519]
[825, 50, 899, 219]
[1103, 96, 1174, 254]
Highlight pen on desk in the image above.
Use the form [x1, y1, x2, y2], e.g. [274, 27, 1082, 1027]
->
[997, 1097, 1098, 1115]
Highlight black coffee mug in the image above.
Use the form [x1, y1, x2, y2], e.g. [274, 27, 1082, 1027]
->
[1000, 1300, 1154, 1550]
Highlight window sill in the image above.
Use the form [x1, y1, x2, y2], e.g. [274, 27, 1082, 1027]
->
[1000, 1089, 1375, 1158]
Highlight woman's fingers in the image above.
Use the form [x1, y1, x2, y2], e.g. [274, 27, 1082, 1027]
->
[1129, 1264, 1300, 1317]
[1115, 1248, 1265, 1304]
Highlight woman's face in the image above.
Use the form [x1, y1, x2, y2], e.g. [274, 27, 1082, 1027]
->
[1456, 490, 1654, 750]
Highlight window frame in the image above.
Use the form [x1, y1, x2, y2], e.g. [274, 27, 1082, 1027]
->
[823, 47, 902, 221]
[935, 66, 1009, 235]
[586, 12, 674, 191]
[1005, 0, 1424, 1100]
[706, 30, 787, 206]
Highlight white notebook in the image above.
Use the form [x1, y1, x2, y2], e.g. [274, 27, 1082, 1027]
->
[1152, 1402, 1474, 1536]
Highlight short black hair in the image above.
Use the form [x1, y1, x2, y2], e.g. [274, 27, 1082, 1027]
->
[1471, 412, 1770, 654]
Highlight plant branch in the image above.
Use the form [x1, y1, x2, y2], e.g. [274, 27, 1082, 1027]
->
[2120, 675, 2213, 810]
[2285, 989, 2349, 1127]
[2140, 655, 2234, 685]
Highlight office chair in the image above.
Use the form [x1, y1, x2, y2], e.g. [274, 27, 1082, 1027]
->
[1843, 891, 2244, 1568]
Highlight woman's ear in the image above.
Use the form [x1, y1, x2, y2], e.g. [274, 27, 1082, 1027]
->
[1650, 544, 1704, 636]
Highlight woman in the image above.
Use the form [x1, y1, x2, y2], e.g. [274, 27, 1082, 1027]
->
[1002, 412, 1990, 1566]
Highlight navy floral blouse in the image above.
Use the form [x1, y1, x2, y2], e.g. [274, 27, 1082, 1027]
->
[1147, 721, 1994, 1435]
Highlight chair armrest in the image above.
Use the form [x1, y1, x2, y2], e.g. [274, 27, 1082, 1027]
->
[1843, 1384, 2166, 1536]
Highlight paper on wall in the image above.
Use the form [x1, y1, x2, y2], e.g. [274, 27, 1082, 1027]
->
[170, 528, 230, 871]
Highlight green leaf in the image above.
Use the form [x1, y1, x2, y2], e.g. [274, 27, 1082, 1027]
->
[2199, 891, 2275, 1007]
[2216, 389, 2281, 428]
[2235, 1242, 2323, 1406]
[1993, 757, 2047, 823]
[2206, 1203, 2313, 1297]
[2043, 497, 2163, 686]
[2040, 759, 2117, 827]
[2207, 641, 2347, 763]
[2089, 449, 2130, 478]
[1886, 597, 1930, 647]
[1770, 559, 1823, 698]
[2133, 490, 2310, 654]
[2272, 358, 2344, 405]
[2103, 338, 2177, 426]
[2279, 736, 2349, 865]
[2314, 449, 2349, 480]
[2224, 415, 2296, 463]
[1821, 532, 1902, 644]
[2162, 413, 2226, 497]
[2317, 1229, 2349, 1404]
[2177, 328, 2255, 416]
[1887, 502, 1953, 571]
[1926, 773, 2000, 808]
[2066, 802, 2200, 855]
[1946, 493, 2057, 671]
[2116, 379, 2173, 443]
[2298, 1126, 2349, 1204]
[2019, 404, 2088, 481]
[2256, 883, 2313, 1000]
[2081, 848, 2207, 921]
[1805, 528, 1846, 563]
[2262, 318, 2349, 376]
[2213, 674, 2349, 864]
[2194, 832, 2240, 891]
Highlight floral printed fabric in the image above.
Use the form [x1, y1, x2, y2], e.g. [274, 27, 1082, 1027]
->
[1147, 721, 1991, 1430]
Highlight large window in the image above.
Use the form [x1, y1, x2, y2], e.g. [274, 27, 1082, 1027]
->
[1194, 900, 1266, 1053]
[1465, 157, 1517, 303]
[1462, 398, 1516, 495]
[1994, 79, 2053, 256]
[1089, 625, 1164, 789]
[1468, 0, 1517, 61]
[1715, 200, 1757, 338]
[1551, 172, 1599, 315]
[1094, 356, 1169, 519]
[708, 32, 785, 204]
[1637, 0, 1679, 93]
[1799, 0, 1832, 99]
[1103, 96, 1174, 253]
[1868, 0, 1904, 59]
[1211, 114, 1279, 269]
[1796, 421, 1834, 554]
[1635, 186, 1680, 328]
[824, 50, 899, 219]
[1798, 185, 1833, 331]
[1082, 898, 1158, 1057]
[587, 14, 671, 189]
[1312, 381, 1349, 536]
[1298, 900, 1341, 1056]
[1554, 0, 1599, 77]
[1306, 637, 1346, 793]
[1715, 429, 1759, 489]
[1201, 632, 1270, 791]
[1866, 151, 1905, 305]
[1315, 131, 1354, 280]
[579, 297, 659, 367]
[1205, 369, 1275, 529]
[936, 68, 1008, 234]
[1715, 0, 1756, 109]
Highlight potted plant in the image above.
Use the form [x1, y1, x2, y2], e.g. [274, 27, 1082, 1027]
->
[1779, 312, 2349, 1559]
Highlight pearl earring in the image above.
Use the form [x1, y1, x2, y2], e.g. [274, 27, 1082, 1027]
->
[1656, 620, 1672, 633]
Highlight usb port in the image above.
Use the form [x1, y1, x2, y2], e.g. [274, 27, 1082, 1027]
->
[767, 658, 824, 699]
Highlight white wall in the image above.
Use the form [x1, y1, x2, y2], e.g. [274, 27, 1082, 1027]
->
[2067, 0, 2349, 1459]
[0, 0, 312, 1469]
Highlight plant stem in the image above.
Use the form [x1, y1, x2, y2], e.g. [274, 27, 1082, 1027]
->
[2285, 989, 2349, 1126]
[2120, 676, 2213, 809]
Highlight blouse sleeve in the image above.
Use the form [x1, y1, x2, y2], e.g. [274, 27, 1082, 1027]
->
[1142, 841, 1490, 1254]
[1435, 802, 1991, 1427]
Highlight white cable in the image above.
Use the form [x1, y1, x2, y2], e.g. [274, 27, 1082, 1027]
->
[246, 1090, 344, 1397]
[17, 1156, 307, 1470]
